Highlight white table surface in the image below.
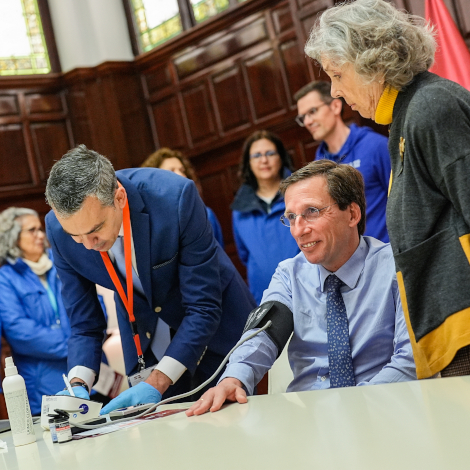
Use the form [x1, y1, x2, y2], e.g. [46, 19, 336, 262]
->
[1, 376, 470, 470]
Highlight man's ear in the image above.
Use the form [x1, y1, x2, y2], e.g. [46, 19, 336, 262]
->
[348, 202, 361, 228]
[330, 98, 343, 117]
[115, 186, 127, 209]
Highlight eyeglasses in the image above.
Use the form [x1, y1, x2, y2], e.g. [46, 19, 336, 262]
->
[295, 103, 329, 127]
[280, 203, 338, 227]
[21, 227, 44, 236]
[249, 150, 279, 160]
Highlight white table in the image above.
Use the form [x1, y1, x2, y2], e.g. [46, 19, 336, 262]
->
[1, 376, 470, 470]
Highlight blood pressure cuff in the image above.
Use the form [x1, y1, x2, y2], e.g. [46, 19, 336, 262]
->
[242, 301, 294, 358]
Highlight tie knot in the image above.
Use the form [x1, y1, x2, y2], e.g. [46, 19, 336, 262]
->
[325, 274, 343, 293]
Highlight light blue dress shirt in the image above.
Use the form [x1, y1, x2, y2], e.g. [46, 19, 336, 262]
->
[220, 236, 416, 394]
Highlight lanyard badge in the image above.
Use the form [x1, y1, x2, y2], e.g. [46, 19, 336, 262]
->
[101, 182, 146, 372]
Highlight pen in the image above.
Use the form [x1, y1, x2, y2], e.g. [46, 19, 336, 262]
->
[62, 374, 76, 397]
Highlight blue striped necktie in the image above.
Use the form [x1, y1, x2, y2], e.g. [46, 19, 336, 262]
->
[325, 274, 356, 388]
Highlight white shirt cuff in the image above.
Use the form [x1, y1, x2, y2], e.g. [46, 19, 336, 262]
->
[68, 366, 96, 394]
[154, 356, 187, 384]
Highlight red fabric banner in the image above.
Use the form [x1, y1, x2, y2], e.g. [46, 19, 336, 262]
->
[425, 0, 470, 90]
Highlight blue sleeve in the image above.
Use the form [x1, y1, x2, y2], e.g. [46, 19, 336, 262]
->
[0, 272, 69, 360]
[46, 214, 107, 375]
[219, 330, 278, 395]
[358, 281, 417, 385]
[163, 181, 225, 371]
[232, 211, 249, 266]
[206, 207, 224, 249]
[374, 135, 392, 192]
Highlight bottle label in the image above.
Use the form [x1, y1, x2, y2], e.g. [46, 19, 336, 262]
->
[4, 389, 34, 436]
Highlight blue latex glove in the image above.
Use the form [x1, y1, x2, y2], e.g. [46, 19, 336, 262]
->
[56, 386, 90, 400]
[100, 382, 162, 415]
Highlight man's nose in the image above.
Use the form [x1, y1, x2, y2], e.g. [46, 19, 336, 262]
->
[81, 234, 97, 250]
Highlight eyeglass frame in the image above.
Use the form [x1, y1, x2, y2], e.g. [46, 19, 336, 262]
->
[280, 203, 338, 227]
[295, 103, 329, 127]
[21, 227, 44, 236]
[249, 150, 279, 160]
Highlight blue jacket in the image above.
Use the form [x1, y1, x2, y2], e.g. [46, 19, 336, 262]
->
[231, 170, 300, 304]
[0, 251, 70, 415]
[46, 168, 256, 381]
[316, 124, 391, 243]
[206, 207, 224, 249]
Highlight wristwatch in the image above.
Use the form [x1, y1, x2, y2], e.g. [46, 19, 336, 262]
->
[70, 381, 90, 393]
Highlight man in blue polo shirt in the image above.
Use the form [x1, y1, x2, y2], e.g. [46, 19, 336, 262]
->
[294, 80, 390, 242]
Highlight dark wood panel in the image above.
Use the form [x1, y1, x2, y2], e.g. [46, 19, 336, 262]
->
[30, 121, 71, 182]
[244, 49, 286, 121]
[25, 93, 64, 114]
[182, 82, 217, 145]
[174, 16, 269, 79]
[151, 96, 187, 149]
[0, 95, 19, 117]
[66, 87, 93, 147]
[113, 74, 155, 168]
[212, 65, 251, 134]
[279, 38, 311, 105]
[144, 64, 173, 96]
[272, 3, 294, 34]
[0, 125, 33, 187]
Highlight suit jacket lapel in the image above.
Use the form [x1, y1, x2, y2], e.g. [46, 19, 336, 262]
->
[118, 175, 153, 306]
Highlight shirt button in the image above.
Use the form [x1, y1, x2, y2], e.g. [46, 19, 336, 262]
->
[154, 306, 162, 313]
[146, 332, 152, 339]
[321, 376, 326, 382]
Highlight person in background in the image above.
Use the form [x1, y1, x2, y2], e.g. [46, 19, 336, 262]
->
[294, 80, 390, 242]
[141, 148, 224, 248]
[305, 0, 470, 379]
[231, 130, 300, 304]
[0, 207, 70, 415]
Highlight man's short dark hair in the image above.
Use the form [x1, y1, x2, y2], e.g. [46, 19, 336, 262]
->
[45, 144, 118, 218]
[293, 81, 333, 103]
[280, 160, 366, 236]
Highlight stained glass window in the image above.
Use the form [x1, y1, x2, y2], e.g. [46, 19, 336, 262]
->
[132, 0, 183, 52]
[0, 0, 51, 76]
[190, 0, 230, 24]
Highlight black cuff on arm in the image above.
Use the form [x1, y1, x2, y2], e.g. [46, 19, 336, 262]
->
[243, 301, 294, 358]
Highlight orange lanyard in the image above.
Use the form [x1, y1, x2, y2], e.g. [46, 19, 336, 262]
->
[100, 185, 145, 371]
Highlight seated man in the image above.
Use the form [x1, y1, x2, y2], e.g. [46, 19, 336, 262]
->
[187, 160, 416, 416]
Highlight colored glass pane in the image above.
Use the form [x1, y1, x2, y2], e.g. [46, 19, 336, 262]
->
[190, 0, 229, 23]
[0, 0, 51, 75]
[131, 0, 182, 52]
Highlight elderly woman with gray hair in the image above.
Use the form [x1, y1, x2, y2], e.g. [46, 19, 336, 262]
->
[0, 207, 70, 415]
[305, 0, 470, 380]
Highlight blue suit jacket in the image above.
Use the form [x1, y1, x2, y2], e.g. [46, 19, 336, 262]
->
[46, 168, 256, 379]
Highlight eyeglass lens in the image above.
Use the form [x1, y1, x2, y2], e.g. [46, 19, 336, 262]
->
[250, 150, 278, 159]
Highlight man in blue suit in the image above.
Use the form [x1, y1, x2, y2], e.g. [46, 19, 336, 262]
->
[45, 145, 256, 412]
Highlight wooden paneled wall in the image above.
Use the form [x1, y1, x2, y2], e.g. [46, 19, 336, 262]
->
[0, 0, 469, 264]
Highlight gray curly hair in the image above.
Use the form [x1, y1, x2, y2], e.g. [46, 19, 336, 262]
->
[305, 0, 436, 90]
[46, 144, 118, 218]
[0, 207, 38, 263]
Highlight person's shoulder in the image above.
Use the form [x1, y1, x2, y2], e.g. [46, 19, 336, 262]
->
[352, 124, 388, 144]
[118, 167, 195, 200]
[363, 236, 394, 263]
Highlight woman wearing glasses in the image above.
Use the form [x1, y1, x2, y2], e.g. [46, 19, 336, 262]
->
[0, 207, 71, 414]
[231, 130, 299, 304]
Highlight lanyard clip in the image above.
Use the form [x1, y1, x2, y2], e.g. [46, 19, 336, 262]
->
[137, 355, 146, 372]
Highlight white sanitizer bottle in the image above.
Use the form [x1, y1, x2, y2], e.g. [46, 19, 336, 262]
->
[2, 356, 36, 446]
